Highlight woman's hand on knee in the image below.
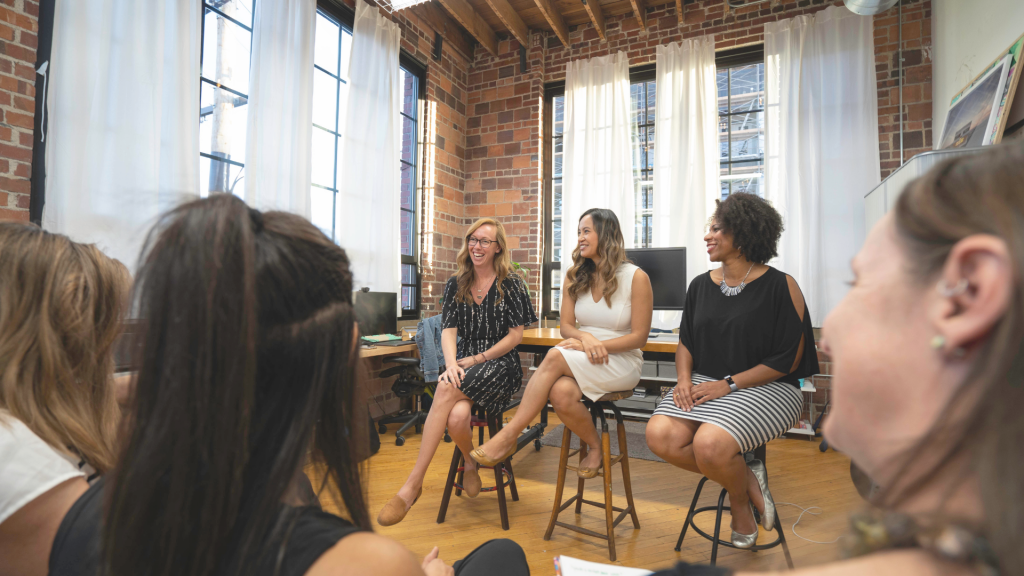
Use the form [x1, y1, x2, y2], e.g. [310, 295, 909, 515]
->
[439, 365, 466, 388]
[555, 338, 584, 352]
[672, 381, 694, 412]
[580, 333, 609, 364]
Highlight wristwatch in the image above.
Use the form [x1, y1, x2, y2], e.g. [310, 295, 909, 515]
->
[724, 375, 738, 393]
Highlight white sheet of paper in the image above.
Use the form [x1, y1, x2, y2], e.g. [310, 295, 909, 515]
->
[555, 555, 654, 576]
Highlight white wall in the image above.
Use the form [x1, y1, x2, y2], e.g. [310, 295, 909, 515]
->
[932, 0, 1024, 143]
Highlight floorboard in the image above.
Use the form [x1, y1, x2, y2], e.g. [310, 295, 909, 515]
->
[308, 409, 861, 574]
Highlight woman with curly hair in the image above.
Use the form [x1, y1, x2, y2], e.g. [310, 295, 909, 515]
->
[377, 218, 537, 526]
[645, 193, 818, 550]
[470, 208, 653, 480]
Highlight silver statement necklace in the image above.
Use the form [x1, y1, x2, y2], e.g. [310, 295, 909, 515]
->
[720, 263, 755, 297]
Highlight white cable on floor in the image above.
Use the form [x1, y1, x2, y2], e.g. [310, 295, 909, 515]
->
[774, 502, 842, 545]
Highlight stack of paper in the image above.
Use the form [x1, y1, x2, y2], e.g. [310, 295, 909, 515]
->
[554, 555, 653, 576]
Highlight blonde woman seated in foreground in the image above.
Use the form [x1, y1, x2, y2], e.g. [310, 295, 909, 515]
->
[470, 208, 652, 479]
[647, 144, 1024, 576]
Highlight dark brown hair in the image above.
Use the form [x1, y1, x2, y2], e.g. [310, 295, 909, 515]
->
[103, 195, 367, 576]
[0, 222, 129, 473]
[712, 192, 784, 265]
[566, 208, 630, 307]
[892, 143, 1024, 573]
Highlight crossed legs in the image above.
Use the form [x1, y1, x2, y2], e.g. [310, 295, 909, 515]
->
[646, 415, 765, 535]
[472, 349, 598, 464]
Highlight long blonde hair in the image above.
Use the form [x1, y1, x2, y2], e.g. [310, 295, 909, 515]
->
[454, 218, 514, 305]
[565, 208, 630, 307]
[0, 222, 130, 473]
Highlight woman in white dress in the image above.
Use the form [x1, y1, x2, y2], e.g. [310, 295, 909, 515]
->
[470, 208, 653, 477]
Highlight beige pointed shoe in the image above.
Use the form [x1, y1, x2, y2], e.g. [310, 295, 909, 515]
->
[376, 487, 421, 527]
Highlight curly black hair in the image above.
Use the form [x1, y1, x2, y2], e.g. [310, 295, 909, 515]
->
[712, 192, 784, 265]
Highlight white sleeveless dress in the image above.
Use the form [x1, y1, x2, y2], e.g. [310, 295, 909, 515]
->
[559, 263, 644, 401]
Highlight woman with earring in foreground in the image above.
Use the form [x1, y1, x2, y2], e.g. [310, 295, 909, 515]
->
[377, 218, 536, 527]
[650, 144, 1024, 575]
[470, 208, 653, 480]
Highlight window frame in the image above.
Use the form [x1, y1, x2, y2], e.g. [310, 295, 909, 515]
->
[541, 49, 765, 318]
[316, 0, 425, 320]
[716, 45, 766, 199]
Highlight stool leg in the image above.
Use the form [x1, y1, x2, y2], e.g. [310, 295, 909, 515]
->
[437, 445, 461, 523]
[710, 488, 728, 566]
[611, 405, 639, 529]
[600, 416, 616, 562]
[675, 476, 708, 551]
[776, 509, 795, 569]
[544, 424, 573, 540]
[574, 441, 586, 514]
[488, 414, 510, 530]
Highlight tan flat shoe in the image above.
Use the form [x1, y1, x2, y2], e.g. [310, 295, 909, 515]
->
[376, 487, 421, 527]
[469, 444, 515, 468]
[577, 450, 603, 479]
[463, 467, 482, 498]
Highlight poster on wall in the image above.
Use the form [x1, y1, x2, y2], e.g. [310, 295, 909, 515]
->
[938, 33, 1024, 149]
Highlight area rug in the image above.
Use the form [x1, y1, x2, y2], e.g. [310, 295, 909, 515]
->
[539, 421, 665, 463]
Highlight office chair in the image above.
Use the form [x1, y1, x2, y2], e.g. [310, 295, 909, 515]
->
[375, 357, 451, 446]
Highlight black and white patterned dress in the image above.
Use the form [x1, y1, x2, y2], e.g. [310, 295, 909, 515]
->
[441, 274, 538, 412]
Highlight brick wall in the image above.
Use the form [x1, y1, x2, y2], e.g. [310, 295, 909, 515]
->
[0, 0, 38, 222]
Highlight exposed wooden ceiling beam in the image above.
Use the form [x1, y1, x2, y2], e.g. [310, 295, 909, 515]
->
[629, 0, 647, 32]
[409, 2, 475, 60]
[435, 0, 499, 56]
[582, 0, 606, 41]
[530, 0, 570, 48]
[676, 0, 683, 26]
[483, 0, 530, 49]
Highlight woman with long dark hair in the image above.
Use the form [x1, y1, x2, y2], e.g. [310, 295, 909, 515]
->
[47, 196, 529, 576]
[470, 209, 653, 479]
[378, 218, 536, 526]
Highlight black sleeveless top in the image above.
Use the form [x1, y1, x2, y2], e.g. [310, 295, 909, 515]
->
[49, 479, 362, 576]
[679, 267, 819, 387]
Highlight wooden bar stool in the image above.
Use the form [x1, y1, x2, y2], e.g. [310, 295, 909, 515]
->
[436, 405, 519, 530]
[544, 390, 640, 561]
[674, 445, 794, 568]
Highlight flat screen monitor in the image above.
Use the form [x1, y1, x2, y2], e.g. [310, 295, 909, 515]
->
[625, 247, 687, 310]
[353, 291, 398, 336]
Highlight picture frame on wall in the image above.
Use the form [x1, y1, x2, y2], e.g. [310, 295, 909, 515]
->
[938, 33, 1024, 150]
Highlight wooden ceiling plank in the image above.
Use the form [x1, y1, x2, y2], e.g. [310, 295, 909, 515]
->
[483, 0, 531, 48]
[409, 2, 475, 60]
[629, 0, 646, 31]
[530, 0, 571, 47]
[582, 0, 606, 41]
[436, 0, 500, 56]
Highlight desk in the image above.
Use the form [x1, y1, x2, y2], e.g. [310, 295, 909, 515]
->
[359, 342, 418, 358]
[520, 328, 678, 361]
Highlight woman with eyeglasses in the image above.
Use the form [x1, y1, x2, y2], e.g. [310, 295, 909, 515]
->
[378, 218, 536, 527]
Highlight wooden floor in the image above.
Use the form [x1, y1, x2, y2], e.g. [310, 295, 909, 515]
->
[310, 409, 861, 575]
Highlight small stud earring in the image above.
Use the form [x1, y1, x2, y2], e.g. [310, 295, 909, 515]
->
[930, 335, 946, 349]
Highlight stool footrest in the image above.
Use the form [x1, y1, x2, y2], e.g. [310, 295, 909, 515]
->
[554, 522, 609, 541]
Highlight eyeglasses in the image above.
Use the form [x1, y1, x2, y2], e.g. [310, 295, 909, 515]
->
[467, 237, 494, 248]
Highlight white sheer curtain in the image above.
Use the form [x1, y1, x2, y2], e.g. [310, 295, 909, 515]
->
[765, 6, 880, 323]
[337, 1, 401, 307]
[43, 0, 199, 269]
[244, 0, 315, 217]
[653, 37, 719, 286]
[561, 51, 637, 264]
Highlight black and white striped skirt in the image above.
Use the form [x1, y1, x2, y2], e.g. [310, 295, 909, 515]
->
[652, 373, 803, 453]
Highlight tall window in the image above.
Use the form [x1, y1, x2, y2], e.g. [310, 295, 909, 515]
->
[545, 70, 654, 316]
[311, 3, 422, 318]
[199, 0, 254, 196]
[718, 54, 765, 198]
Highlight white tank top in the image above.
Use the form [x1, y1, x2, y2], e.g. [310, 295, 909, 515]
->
[0, 411, 86, 526]
[572, 263, 641, 344]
